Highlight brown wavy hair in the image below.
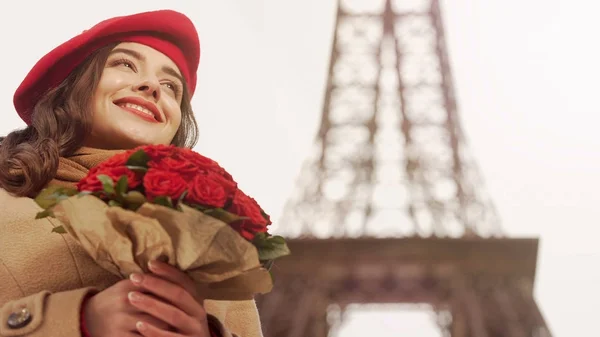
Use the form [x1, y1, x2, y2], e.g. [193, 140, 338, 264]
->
[0, 42, 199, 197]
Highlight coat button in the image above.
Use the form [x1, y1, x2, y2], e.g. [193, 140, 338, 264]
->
[7, 308, 32, 329]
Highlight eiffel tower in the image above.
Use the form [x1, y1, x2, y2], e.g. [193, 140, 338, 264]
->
[257, 0, 552, 336]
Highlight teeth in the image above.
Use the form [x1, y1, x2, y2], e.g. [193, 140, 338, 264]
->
[120, 103, 155, 118]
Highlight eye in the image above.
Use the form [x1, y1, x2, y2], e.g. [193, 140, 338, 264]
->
[162, 82, 180, 94]
[110, 58, 137, 71]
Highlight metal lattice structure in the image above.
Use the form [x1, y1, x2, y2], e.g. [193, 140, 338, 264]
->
[257, 0, 551, 336]
[274, 0, 501, 240]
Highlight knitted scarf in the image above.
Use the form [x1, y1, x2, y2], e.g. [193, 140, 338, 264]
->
[50, 146, 125, 189]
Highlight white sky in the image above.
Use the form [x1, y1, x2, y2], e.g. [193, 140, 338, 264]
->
[1, 1, 597, 336]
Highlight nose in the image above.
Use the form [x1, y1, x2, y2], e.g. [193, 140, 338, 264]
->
[134, 78, 161, 101]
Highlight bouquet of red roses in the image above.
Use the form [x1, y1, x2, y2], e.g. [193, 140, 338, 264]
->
[34, 144, 289, 300]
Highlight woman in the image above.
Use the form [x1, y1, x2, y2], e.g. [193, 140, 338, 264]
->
[0, 10, 263, 337]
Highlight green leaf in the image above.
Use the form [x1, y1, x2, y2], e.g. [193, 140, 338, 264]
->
[55, 187, 78, 197]
[77, 191, 93, 198]
[153, 196, 174, 208]
[262, 259, 276, 283]
[115, 175, 128, 197]
[262, 259, 274, 271]
[267, 235, 286, 244]
[108, 200, 122, 207]
[34, 193, 57, 209]
[203, 208, 249, 224]
[126, 165, 148, 173]
[34, 185, 77, 209]
[35, 209, 54, 219]
[124, 191, 146, 206]
[190, 204, 208, 212]
[126, 150, 150, 168]
[253, 233, 291, 261]
[257, 244, 291, 261]
[253, 232, 270, 244]
[97, 175, 115, 195]
[51, 226, 67, 234]
[177, 190, 188, 206]
[52, 194, 71, 203]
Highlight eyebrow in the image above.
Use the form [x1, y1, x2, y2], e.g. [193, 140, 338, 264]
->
[109, 47, 185, 86]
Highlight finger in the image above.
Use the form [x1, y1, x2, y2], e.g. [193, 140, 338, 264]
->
[128, 291, 203, 335]
[111, 306, 171, 332]
[130, 313, 172, 332]
[148, 261, 201, 300]
[136, 320, 209, 337]
[129, 273, 204, 318]
[136, 321, 176, 337]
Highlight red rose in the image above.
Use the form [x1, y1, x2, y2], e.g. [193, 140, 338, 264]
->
[204, 163, 235, 183]
[77, 166, 141, 193]
[185, 174, 228, 208]
[230, 220, 269, 241]
[261, 208, 272, 226]
[140, 144, 177, 160]
[205, 171, 237, 197]
[148, 156, 199, 180]
[77, 166, 103, 192]
[150, 147, 237, 186]
[97, 152, 131, 169]
[143, 169, 187, 202]
[220, 169, 235, 182]
[227, 190, 269, 240]
[174, 148, 231, 176]
[175, 149, 221, 172]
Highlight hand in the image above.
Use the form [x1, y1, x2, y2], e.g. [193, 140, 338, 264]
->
[146, 260, 203, 304]
[128, 260, 211, 336]
[83, 261, 211, 337]
[83, 279, 172, 337]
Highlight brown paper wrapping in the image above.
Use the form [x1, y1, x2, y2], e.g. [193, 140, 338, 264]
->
[52, 195, 273, 300]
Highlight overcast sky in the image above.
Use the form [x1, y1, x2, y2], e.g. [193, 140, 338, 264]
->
[0, 1, 597, 336]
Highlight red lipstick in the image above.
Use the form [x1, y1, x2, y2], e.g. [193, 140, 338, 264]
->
[113, 97, 162, 123]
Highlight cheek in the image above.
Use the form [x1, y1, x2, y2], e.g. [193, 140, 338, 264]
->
[95, 70, 130, 101]
[164, 102, 183, 128]
[99, 78, 128, 96]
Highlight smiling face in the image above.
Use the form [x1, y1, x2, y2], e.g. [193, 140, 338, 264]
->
[86, 42, 185, 149]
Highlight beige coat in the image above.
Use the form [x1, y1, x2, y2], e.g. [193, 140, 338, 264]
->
[0, 187, 263, 337]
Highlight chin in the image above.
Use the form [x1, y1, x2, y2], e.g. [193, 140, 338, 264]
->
[89, 116, 175, 149]
[92, 135, 155, 150]
[123, 138, 159, 148]
[116, 129, 170, 149]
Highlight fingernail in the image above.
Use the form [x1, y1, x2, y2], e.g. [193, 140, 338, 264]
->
[128, 291, 142, 302]
[136, 321, 147, 331]
[129, 273, 143, 284]
[148, 260, 159, 271]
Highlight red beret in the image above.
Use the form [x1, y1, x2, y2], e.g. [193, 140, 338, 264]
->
[13, 10, 200, 125]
